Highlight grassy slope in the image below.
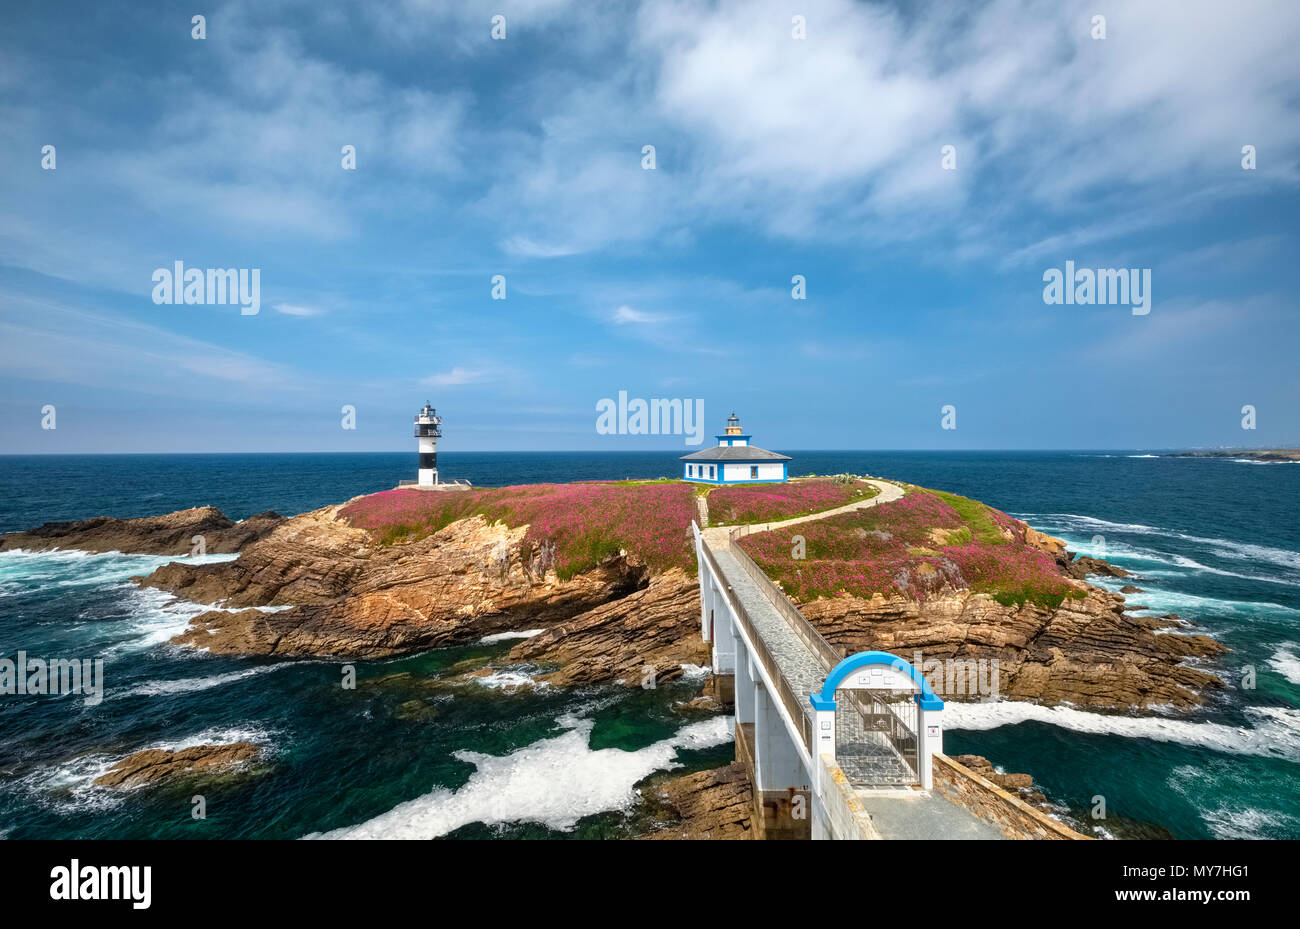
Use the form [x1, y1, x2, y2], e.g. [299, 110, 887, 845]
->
[738, 484, 1084, 610]
[339, 480, 699, 579]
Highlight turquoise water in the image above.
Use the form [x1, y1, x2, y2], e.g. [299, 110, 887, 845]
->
[0, 451, 1296, 838]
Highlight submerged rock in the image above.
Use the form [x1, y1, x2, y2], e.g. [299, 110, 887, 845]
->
[95, 742, 262, 788]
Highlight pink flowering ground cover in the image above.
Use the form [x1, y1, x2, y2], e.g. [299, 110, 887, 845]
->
[738, 488, 1080, 610]
[339, 481, 697, 579]
[707, 478, 878, 526]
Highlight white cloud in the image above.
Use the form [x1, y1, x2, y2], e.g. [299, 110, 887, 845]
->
[422, 366, 490, 387]
[611, 305, 663, 325]
[273, 303, 323, 317]
[0, 292, 308, 399]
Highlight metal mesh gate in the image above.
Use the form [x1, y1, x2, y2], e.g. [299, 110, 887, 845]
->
[834, 689, 919, 786]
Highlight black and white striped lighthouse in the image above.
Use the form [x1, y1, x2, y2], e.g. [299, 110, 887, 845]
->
[414, 402, 442, 486]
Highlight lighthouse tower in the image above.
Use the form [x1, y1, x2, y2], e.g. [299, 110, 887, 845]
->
[414, 402, 442, 486]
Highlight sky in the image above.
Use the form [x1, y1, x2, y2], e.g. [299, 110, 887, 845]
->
[1, 0, 1297, 454]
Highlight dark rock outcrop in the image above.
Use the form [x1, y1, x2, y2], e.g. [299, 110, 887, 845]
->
[0, 507, 282, 555]
[94, 742, 262, 788]
[507, 569, 711, 686]
[1064, 555, 1131, 579]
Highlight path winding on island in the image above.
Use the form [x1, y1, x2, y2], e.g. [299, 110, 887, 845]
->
[700, 478, 903, 548]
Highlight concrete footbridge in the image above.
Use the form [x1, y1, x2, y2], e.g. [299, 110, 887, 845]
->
[692, 480, 1081, 841]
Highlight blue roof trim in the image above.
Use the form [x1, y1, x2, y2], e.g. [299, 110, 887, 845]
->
[808, 650, 944, 712]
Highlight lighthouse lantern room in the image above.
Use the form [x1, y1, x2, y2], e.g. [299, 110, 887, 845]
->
[414, 402, 442, 486]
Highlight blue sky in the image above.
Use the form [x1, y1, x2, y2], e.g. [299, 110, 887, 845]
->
[1, 0, 1297, 454]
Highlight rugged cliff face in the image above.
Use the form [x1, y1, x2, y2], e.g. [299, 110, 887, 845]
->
[792, 523, 1223, 709]
[800, 585, 1223, 709]
[138, 506, 672, 664]
[636, 762, 753, 840]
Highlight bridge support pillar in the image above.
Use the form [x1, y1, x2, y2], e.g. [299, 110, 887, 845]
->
[751, 682, 811, 839]
[734, 652, 755, 726]
[710, 580, 735, 675]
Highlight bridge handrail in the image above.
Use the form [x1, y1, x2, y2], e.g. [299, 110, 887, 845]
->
[695, 527, 814, 751]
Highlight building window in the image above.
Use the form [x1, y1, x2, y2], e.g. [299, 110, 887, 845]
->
[709, 466, 715, 479]
[750, 465, 758, 479]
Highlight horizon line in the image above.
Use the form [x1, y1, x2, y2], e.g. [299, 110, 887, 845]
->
[2, 446, 1296, 458]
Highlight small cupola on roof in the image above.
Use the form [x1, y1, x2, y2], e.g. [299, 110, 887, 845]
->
[680, 412, 791, 484]
[718, 412, 750, 446]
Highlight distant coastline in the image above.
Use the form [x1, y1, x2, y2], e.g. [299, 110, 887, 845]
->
[1166, 448, 1300, 462]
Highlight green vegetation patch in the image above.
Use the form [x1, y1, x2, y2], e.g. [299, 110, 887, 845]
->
[339, 482, 699, 579]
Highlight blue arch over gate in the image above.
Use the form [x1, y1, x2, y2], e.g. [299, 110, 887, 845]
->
[809, 650, 944, 712]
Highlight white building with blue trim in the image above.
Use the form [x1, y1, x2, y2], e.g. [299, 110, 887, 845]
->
[680, 412, 791, 484]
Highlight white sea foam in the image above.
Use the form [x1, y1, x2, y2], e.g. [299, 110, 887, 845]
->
[478, 629, 544, 644]
[114, 664, 282, 699]
[1091, 577, 1299, 619]
[1267, 645, 1300, 685]
[17, 753, 129, 813]
[147, 724, 278, 754]
[679, 663, 712, 680]
[1127, 454, 1160, 458]
[472, 670, 547, 690]
[1017, 513, 1300, 575]
[944, 702, 1300, 762]
[96, 586, 215, 656]
[1167, 765, 1300, 839]
[1200, 804, 1296, 839]
[0, 548, 237, 594]
[306, 714, 734, 839]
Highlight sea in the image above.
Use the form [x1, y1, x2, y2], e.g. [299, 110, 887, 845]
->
[0, 451, 1296, 839]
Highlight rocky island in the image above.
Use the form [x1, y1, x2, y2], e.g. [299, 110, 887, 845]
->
[1, 476, 1229, 835]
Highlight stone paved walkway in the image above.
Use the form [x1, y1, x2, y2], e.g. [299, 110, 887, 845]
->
[707, 545, 825, 730]
[854, 790, 1006, 840]
[702, 478, 903, 548]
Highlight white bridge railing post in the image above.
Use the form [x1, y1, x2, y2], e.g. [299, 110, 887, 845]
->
[915, 698, 943, 790]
